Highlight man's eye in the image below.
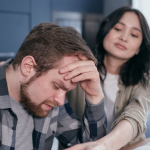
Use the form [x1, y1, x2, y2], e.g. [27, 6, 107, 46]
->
[54, 84, 59, 90]
[114, 28, 122, 31]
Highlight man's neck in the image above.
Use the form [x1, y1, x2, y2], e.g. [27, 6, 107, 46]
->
[6, 64, 21, 102]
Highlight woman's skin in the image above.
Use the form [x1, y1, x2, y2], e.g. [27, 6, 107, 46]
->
[65, 12, 143, 150]
[103, 11, 142, 75]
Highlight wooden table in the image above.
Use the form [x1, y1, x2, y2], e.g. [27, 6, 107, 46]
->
[120, 138, 150, 150]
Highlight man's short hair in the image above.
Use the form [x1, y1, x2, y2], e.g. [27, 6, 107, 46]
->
[12, 23, 97, 76]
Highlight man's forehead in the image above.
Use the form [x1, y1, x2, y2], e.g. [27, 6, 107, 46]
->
[57, 79, 77, 91]
[59, 55, 79, 68]
[54, 56, 79, 91]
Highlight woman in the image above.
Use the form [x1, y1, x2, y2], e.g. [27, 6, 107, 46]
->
[66, 6, 150, 150]
[95, 6, 150, 149]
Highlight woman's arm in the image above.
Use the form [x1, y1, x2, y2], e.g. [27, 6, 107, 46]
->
[65, 119, 133, 150]
[97, 119, 133, 150]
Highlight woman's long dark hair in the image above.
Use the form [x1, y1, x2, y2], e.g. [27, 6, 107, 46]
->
[94, 6, 150, 87]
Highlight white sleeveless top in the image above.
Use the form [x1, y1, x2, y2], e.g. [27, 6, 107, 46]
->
[102, 73, 119, 134]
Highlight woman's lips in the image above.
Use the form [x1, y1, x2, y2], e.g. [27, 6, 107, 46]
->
[115, 43, 127, 50]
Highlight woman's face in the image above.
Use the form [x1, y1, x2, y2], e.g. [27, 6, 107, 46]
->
[103, 12, 143, 60]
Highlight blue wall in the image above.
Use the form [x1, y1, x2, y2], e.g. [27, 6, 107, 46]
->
[0, 0, 103, 57]
[0, 0, 51, 56]
[53, 0, 103, 13]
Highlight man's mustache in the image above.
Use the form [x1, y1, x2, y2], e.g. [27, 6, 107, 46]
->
[43, 100, 58, 108]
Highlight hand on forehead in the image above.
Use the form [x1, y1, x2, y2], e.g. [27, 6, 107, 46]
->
[58, 54, 95, 83]
[59, 54, 90, 73]
[58, 54, 102, 105]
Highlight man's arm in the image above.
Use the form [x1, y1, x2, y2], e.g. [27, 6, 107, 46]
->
[0, 61, 5, 66]
[56, 55, 106, 148]
[55, 95, 106, 148]
[59, 55, 104, 104]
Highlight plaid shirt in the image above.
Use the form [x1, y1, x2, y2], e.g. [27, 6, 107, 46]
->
[0, 59, 106, 150]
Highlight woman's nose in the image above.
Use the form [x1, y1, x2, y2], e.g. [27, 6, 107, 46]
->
[119, 31, 128, 42]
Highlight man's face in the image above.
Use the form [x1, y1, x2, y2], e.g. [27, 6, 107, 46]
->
[20, 56, 79, 117]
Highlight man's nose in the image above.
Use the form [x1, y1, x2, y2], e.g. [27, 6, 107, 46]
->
[53, 92, 66, 106]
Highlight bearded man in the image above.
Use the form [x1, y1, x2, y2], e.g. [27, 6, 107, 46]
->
[0, 23, 106, 150]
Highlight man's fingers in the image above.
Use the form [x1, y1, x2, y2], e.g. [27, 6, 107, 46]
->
[59, 60, 95, 74]
[77, 54, 89, 61]
[64, 65, 97, 80]
[0, 61, 5, 66]
[71, 72, 99, 83]
[64, 142, 97, 150]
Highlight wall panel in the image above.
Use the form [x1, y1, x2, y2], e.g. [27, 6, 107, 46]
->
[0, 0, 29, 12]
[53, 0, 103, 13]
[0, 13, 29, 55]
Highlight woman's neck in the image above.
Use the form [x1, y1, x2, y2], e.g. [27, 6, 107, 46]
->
[104, 54, 127, 75]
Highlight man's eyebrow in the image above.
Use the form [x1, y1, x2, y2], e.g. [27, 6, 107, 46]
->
[117, 22, 142, 33]
[58, 80, 70, 91]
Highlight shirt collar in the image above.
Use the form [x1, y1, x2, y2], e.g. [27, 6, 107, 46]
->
[0, 59, 13, 109]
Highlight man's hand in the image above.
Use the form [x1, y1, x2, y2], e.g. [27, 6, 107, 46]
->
[59, 55, 104, 104]
[64, 141, 106, 150]
[0, 61, 5, 66]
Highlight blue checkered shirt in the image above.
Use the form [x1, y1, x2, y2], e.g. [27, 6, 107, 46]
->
[0, 59, 106, 150]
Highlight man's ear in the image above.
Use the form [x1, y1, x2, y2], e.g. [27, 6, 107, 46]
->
[20, 56, 37, 77]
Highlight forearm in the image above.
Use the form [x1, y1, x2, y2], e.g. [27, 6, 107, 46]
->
[57, 98, 106, 147]
[98, 119, 134, 150]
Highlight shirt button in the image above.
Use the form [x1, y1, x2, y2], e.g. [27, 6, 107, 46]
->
[67, 143, 72, 147]
[12, 127, 15, 130]
[53, 131, 55, 134]
[116, 106, 119, 109]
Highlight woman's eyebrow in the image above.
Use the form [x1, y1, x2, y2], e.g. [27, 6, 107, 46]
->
[118, 22, 125, 26]
[118, 21, 142, 33]
[133, 27, 142, 33]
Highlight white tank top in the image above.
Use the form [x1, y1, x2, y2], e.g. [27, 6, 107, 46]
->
[102, 73, 119, 134]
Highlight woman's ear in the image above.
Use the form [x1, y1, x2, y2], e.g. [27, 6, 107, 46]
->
[20, 56, 37, 77]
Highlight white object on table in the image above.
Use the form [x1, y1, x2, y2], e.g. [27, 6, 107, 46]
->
[133, 142, 150, 150]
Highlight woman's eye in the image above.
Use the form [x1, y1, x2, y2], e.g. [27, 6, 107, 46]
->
[114, 28, 121, 31]
[131, 34, 138, 38]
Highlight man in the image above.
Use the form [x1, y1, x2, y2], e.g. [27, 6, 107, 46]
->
[0, 23, 106, 150]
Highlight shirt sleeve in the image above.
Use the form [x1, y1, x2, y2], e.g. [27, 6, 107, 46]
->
[55, 97, 106, 148]
[112, 82, 150, 143]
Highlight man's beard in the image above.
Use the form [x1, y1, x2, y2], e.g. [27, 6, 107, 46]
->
[20, 76, 58, 117]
